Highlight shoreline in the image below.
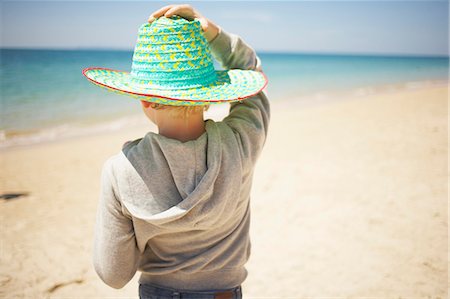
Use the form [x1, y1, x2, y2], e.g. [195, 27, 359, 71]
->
[1, 78, 448, 151]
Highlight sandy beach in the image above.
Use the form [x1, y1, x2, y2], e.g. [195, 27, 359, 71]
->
[0, 84, 447, 298]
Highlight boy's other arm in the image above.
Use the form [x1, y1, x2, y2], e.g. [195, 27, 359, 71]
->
[209, 27, 270, 165]
[209, 26, 262, 72]
[93, 158, 140, 289]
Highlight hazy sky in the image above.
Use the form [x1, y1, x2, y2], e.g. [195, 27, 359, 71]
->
[1, 1, 448, 56]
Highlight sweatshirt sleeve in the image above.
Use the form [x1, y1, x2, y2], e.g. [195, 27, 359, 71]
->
[209, 26, 262, 72]
[93, 157, 140, 289]
[209, 27, 270, 165]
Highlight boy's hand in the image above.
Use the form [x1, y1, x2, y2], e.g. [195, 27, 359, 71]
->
[148, 4, 219, 43]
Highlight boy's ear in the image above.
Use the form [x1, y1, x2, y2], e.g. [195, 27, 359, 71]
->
[141, 100, 152, 109]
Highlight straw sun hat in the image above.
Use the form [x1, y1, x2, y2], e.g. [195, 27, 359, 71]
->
[82, 15, 268, 106]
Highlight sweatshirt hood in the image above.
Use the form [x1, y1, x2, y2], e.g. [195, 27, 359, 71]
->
[115, 120, 242, 226]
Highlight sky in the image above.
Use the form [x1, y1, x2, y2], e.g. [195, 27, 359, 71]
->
[1, 1, 448, 56]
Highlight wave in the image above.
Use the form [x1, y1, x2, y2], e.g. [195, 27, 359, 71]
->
[0, 114, 147, 150]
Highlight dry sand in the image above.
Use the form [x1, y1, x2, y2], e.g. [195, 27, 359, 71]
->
[0, 85, 447, 298]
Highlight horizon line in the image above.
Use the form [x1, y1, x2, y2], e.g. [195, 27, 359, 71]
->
[1, 46, 448, 59]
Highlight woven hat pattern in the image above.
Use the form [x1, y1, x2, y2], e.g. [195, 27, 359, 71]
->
[83, 16, 267, 106]
[130, 16, 217, 90]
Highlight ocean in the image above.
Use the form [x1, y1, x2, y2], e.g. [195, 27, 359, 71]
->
[1, 49, 448, 148]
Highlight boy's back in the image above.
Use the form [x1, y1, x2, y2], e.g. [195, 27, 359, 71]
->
[89, 5, 270, 295]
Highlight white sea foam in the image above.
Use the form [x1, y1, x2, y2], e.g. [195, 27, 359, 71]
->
[0, 114, 148, 150]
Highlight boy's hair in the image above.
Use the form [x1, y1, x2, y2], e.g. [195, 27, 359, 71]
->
[150, 103, 210, 118]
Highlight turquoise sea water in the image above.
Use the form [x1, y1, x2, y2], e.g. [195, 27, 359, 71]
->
[0, 49, 448, 147]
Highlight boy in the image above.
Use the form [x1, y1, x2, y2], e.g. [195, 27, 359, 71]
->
[86, 4, 270, 299]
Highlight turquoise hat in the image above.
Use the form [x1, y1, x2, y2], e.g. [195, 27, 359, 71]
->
[82, 16, 268, 106]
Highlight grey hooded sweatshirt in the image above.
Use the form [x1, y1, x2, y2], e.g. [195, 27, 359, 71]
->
[93, 26, 270, 291]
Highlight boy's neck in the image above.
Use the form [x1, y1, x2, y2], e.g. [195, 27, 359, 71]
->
[157, 115, 206, 142]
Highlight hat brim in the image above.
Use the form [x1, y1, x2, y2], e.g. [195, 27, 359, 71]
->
[82, 67, 268, 106]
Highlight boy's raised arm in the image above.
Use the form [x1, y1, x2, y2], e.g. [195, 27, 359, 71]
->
[209, 26, 262, 72]
[208, 25, 270, 166]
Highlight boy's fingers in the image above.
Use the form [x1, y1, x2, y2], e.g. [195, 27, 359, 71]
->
[164, 6, 193, 19]
[152, 4, 175, 16]
[196, 17, 208, 31]
[148, 4, 175, 22]
[148, 4, 199, 23]
[163, 6, 180, 17]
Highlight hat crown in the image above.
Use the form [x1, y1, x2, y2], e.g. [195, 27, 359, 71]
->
[130, 16, 217, 90]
